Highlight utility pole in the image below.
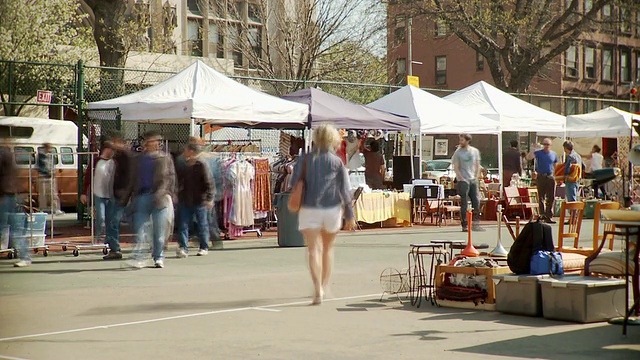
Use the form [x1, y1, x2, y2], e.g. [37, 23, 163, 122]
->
[408, 17, 413, 76]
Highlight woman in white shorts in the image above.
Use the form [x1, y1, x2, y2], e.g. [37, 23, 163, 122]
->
[290, 124, 356, 305]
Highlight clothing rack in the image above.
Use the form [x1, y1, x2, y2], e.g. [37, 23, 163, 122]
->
[206, 139, 262, 154]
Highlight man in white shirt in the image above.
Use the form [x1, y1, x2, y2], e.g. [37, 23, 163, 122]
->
[581, 144, 606, 198]
[452, 133, 484, 232]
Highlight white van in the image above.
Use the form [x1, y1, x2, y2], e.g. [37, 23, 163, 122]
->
[0, 117, 79, 208]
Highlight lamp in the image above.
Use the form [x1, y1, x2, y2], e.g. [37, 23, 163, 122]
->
[490, 205, 508, 257]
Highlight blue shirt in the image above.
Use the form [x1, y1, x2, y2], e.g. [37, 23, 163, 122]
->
[534, 149, 558, 175]
[289, 150, 354, 220]
[139, 154, 154, 192]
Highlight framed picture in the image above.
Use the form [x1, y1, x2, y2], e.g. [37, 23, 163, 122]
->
[435, 139, 448, 156]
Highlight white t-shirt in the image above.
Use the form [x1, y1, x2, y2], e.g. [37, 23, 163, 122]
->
[590, 152, 603, 172]
[93, 159, 115, 198]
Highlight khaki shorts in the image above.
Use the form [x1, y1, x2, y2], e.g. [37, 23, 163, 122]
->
[298, 205, 343, 233]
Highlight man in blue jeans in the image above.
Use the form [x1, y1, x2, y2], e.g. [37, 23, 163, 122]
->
[176, 142, 214, 258]
[128, 131, 176, 268]
[452, 133, 484, 232]
[103, 132, 132, 260]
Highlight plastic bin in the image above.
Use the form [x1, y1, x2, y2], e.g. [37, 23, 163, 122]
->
[493, 274, 549, 316]
[583, 199, 599, 219]
[274, 193, 305, 247]
[539, 276, 626, 323]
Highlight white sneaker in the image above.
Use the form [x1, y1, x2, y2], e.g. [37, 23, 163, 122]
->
[14, 260, 32, 268]
[54, 210, 65, 215]
[176, 248, 188, 258]
[197, 249, 208, 256]
[154, 259, 164, 268]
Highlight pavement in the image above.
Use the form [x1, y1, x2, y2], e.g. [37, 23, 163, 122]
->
[0, 219, 639, 360]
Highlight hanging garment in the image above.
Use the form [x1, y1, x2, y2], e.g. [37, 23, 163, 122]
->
[252, 158, 272, 211]
[229, 160, 255, 227]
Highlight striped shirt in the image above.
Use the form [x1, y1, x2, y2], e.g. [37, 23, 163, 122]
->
[289, 150, 354, 220]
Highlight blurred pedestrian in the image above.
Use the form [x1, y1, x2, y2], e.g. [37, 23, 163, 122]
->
[362, 140, 385, 189]
[176, 142, 214, 258]
[0, 137, 30, 267]
[81, 141, 115, 241]
[581, 144, 606, 198]
[503, 139, 521, 186]
[289, 124, 356, 305]
[452, 133, 484, 232]
[128, 130, 176, 268]
[527, 138, 558, 223]
[103, 132, 132, 260]
[563, 140, 582, 202]
[36, 143, 63, 214]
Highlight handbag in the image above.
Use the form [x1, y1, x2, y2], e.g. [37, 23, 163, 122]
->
[287, 155, 308, 213]
[530, 250, 564, 275]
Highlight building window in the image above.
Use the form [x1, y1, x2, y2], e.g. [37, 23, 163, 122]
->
[248, 26, 262, 68]
[187, 18, 203, 57]
[435, 56, 447, 85]
[565, 46, 578, 78]
[621, 50, 631, 83]
[602, 48, 613, 81]
[636, 12, 640, 38]
[248, 3, 262, 23]
[539, 100, 551, 111]
[584, 0, 592, 13]
[396, 58, 406, 84]
[476, 51, 484, 71]
[584, 46, 596, 79]
[435, 19, 447, 37]
[620, 8, 631, 34]
[187, 0, 200, 14]
[394, 16, 406, 45]
[636, 52, 640, 82]
[566, 99, 578, 115]
[602, 4, 613, 31]
[229, 25, 243, 67]
[584, 99, 597, 113]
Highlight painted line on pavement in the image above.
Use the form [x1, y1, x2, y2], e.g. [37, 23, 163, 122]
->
[251, 307, 281, 312]
[0, 355, 32, 360]
[0, 293, 379, 342]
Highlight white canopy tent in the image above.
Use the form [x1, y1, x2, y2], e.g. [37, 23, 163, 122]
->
[88, 60, 309, 132]
[444, 81, 565, 186]
[368, 85, 500, 181]
[562, 106, 640, 138]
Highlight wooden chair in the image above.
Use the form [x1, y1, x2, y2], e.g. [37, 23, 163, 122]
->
[503, 186, 538, 220]
[526, 188, 541, 217]
[592, 201, 620, 251]
[557, 201, 586, 253]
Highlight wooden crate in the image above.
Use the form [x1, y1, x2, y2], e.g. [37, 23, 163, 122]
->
[435, 265, 511, 304]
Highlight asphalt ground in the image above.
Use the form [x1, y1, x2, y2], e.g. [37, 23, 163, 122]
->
[0, 221, 639, 360]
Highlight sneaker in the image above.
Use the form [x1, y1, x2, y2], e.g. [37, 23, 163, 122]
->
[176, 248, 188, 258]
[54, 210, 65, 215]
[154, 259, 164, 268]
[14, 260, 32, 267]
[103, 251, 123, 260]
[197, 249, 209, 256]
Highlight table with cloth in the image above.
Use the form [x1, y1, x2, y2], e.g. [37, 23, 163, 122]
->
[354, 192, 411, 226]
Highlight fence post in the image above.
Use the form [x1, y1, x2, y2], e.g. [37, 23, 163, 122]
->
[7, 61, 14, 116]
[76, 60, 85, 222]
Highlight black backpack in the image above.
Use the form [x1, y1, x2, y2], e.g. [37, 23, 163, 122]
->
[507, 219, 555, 274]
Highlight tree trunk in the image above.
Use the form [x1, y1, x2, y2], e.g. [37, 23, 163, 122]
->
[86, 0, 128, 100]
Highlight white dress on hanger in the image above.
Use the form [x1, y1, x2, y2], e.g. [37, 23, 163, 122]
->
[345, 139, 361, 170]
[229, 160, 255, 227]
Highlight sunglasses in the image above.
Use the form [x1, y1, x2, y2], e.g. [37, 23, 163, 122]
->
[543, 143, 551, 146]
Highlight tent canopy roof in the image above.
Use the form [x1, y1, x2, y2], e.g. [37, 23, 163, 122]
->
[444, 81, 565, 132]
[367, 85, 500, 134]
[562, 106, 640, 138]
[88, 60, 309, 128]
[281, 87, 410, 130]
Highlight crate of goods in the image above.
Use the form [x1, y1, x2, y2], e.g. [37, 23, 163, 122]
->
[435, 265, 511, 305]
[493, 274, 549, 317]
[8, 213, 27, 249]
[539, 276, 625, 323]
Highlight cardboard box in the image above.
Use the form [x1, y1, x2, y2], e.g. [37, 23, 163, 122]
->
[493, 274, 550, 316]
[435, 265, 511, 304]
[539, 276, 626, 323]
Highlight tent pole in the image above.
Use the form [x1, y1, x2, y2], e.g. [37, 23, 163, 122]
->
[409, 131, 415, 180]
[419, 133, 423, 177]
[190, 118, 196, 136]
[498, 133, 503, 193]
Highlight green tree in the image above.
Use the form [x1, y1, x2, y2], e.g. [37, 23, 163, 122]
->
[411, 0, 633, 92]
[0, 0, 93, 115]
